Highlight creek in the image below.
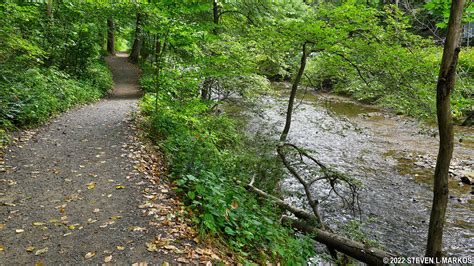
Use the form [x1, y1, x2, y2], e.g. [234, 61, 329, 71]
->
[233, 83, 473, 257]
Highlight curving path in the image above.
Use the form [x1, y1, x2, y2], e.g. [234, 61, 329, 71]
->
[0, 54, 213, 264]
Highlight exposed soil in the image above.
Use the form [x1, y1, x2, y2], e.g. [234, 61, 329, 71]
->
[0, 53, 224, 264]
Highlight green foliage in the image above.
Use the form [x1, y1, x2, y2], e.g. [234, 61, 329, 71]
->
[301, 4, 473, 121]
[0, 2, 113, 146]
[0, 62, 111, 129]
[140, 85, 315, 262]
[424, 0, 474, 28]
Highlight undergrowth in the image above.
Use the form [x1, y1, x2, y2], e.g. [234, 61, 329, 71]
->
[0, 62, 112, 147]
[139, 89, 315, 263]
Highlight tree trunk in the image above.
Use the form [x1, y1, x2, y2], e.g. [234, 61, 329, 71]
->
[47, 0, 52, 18]
[282, 217, 395, 266]
[129, 12, 143, 64]
[107, 18, 115, 55]
[280, 42, 309, 142]
[425, 0, 465, 259]
[213, 0, 219, 34]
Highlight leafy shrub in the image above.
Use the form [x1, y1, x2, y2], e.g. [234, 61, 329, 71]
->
[0, 63, 111, 130]
[140, 91, 315, 263]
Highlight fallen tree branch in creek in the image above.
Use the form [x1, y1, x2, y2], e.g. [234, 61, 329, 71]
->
[282, 216, 397, 265]
[245, 180, 397, 265]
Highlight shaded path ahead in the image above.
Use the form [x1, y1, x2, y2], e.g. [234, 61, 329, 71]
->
[0, 54, 214, 264]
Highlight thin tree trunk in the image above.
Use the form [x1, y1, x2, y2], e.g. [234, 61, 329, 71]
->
[130, 12, 142, 63]
[280, 42, 308, 142]
[201, 1, 219, 100]
[107, 18, 115, 55]
[47, 0, 52, 18]
[426, 0, 465, 259]
[213, 0, 219, 34]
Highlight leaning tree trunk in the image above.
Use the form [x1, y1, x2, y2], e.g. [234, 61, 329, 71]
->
[129, 12, 143, 63]
[107, 18, 115, 55]
[280, 42, 308, 142]
[426, 0, 465, 259]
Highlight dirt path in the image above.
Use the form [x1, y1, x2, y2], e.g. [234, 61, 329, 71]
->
[0, 54, 219, 264]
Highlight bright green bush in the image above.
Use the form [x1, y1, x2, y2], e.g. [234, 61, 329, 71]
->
[0, 62, 111, 130]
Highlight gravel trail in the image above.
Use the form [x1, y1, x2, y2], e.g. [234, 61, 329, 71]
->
[0, 54, 209, 264]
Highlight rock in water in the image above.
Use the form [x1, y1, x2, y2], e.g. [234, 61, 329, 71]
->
[460, 171, 474, 185]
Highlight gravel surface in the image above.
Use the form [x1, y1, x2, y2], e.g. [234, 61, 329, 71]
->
[0, 54, 196, 264]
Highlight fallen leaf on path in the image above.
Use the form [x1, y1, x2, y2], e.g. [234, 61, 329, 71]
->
[129, 226, 146, 232]
[15, 229, 24, 233]
[110, 216, 122, 220]
[34, 262, 43, 266]
[35, 247, 48, 256]
[164, 245, 178, 251]
[87, 218, 98, 224]
[26, 246, 35, 252]
[68, 225, 76, 230]
[104, 255, 113, 263]
[32, 222, 46, 226]
[115, 185, 125, 189]
[132, 262, 148, 266]
[84, 252, 96, 259]
[87, 182, 96, 190]
[162, 262, 170, 266]
[116, 246, 125, 251]
[99, 221, 115, 228]
[0, 245, 4, 251]
[177, 258, 189, 263]
[146, 242, 157, 252]
[0, 224, 5, 230]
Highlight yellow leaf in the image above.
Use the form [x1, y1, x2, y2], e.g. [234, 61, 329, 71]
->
[0, 224, 5, 230]
[87, 182, 96, 190]
[129, 226, 146, 232]
[146, 242, 157, 252]
[35, 247, 48, 256]
[104, 255, 113, 263]
[26, 246, 35, 252]
[110, 216, 122, 220]
[32, 222, 46, 226]
[34, 262, 43, 266]
[85, 252, 96, 259]
[115, 185, 125, 189]
[163, 245, 177, 251]
[0, 245, 4, 252]
[116, 246, 125, 251]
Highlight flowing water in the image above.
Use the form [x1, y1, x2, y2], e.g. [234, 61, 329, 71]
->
[237, 83, 473, 257]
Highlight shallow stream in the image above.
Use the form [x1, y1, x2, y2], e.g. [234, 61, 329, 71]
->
[238, 83, 473, 257]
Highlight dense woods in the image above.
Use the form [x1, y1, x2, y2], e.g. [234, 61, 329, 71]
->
[1, 0, 473, 264]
